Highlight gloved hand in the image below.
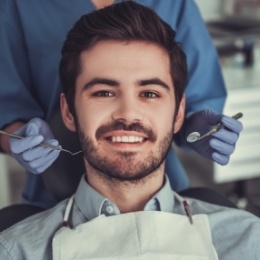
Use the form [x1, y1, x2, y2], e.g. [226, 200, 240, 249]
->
[9, 118, 61, 174]
[185, 110, 243, 165]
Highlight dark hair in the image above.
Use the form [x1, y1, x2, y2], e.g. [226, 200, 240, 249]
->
[60, 1, 187, 116]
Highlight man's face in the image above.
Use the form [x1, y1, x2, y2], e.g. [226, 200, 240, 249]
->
[61, 40, 184, 182]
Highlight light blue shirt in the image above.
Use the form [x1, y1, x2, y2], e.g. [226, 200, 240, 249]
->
[0, 176, 259, 260]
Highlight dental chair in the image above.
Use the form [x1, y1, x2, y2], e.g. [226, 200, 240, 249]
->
[0, 110, 238, 232]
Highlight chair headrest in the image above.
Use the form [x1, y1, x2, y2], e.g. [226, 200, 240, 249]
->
[43, 110, 85, 202]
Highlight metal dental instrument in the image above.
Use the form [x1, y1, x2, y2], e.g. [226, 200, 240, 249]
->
[0, 129, 82, 156]
[186, 112, 243, 143]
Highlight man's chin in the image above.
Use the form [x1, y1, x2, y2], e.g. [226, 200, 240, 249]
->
[91, 159, 159, 183]
[101, 170, 153, 183]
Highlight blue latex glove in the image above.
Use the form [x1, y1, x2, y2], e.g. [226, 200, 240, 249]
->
[185, 110, 243, 165]
[9, 118, 61, 174]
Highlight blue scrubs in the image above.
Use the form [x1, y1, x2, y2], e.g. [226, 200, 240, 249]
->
[0, 0, 226, 208]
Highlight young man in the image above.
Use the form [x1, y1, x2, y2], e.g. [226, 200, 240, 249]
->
[0, 2, 258, 259]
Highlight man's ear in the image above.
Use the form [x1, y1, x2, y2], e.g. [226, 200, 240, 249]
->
[60, 93, 76, 132]
[173, 95, 186, 134]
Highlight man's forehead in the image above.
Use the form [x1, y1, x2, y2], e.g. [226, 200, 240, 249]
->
[75, 40, 174, 92]
[79, 40, 170, 74]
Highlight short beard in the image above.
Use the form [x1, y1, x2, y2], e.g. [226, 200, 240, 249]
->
[77, 123, 173, 184]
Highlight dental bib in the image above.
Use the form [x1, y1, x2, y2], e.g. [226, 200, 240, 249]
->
[52, 196, 218, 260]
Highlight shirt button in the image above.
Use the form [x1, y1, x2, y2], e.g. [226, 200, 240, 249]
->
[106, 206, 114, 214]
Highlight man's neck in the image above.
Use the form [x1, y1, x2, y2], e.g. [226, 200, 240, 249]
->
[91, 0, 115, 10]
[85, 163, 165, 213]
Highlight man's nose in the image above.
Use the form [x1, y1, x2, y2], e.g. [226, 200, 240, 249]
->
[111, 95, 142, 123]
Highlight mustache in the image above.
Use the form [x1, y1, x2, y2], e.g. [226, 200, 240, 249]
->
[96, 121, 156, 142]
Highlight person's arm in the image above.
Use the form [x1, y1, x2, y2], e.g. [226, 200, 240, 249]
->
[0, 1, 61, 172]
[163, 0, 242, 164]
[173, 0, 227, 116]
[153, 0, 242, 165]
[0, 0, 45, 148]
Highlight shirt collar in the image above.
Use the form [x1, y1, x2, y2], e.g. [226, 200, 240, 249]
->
[74, 176, 107, 221]
[74, 175, 174, 221]
[145, 175, 174, 213]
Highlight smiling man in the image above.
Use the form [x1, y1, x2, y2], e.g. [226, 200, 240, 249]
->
[0, 2, 259, 259]
[60, 39, 185, 213]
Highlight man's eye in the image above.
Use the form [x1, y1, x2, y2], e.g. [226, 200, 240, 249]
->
[93, 91, 113, 97]
[140, 92, 159, 98]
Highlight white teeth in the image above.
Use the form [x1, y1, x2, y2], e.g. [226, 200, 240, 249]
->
[134, 136, 141, 142]
[122, 136, 128, 142]
[129, 136, 135, 142]
[111, 136, 144, 143]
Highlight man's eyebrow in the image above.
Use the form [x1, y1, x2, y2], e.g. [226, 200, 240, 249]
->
[137, 78, 170, 91]
[82, 77, 120, 91]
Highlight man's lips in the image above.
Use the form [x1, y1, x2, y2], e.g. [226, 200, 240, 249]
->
[95, 121, 156, 142]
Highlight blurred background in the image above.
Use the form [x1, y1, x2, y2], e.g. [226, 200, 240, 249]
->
[0, 0, 260, 216]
